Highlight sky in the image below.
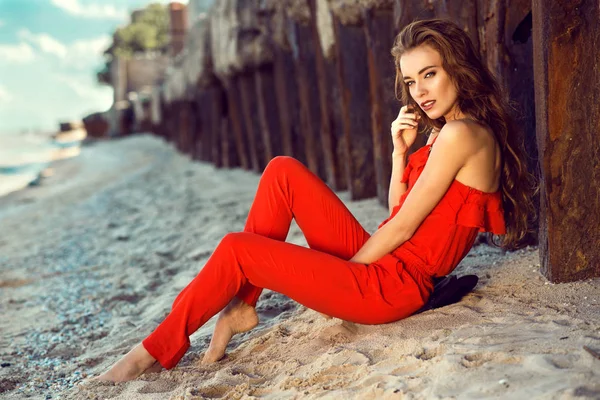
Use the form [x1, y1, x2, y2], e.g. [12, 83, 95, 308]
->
[0, 0, 187, 135]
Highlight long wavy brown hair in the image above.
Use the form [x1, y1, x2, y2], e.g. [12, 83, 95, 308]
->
[391, 18, 537, 250]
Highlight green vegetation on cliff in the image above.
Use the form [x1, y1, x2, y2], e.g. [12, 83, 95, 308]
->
[97, 3, 169, 85]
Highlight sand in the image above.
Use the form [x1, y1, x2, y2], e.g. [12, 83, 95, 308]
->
[0, 135, 599, 400]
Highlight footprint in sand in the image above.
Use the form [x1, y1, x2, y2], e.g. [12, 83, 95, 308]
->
[543, 354, 578, 370]
[460, 352, 494, 368]
[413, 345, 444, 361]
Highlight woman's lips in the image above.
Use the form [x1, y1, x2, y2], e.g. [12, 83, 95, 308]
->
[421, 100, 435, 111]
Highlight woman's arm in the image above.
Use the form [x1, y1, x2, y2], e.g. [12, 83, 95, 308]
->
[388, 151, 409, 214]
[350, 122, 477, 264]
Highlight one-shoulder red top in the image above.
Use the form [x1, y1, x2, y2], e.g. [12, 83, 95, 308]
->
[378, 137, 506, 279]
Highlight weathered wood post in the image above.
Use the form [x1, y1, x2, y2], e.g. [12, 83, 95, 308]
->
[186, 91, 201, 159]
[330, 1, 377, 200]
[393, 0, 434, 29]
[183, 18, 205, 161]
[185, 14, 225, 166]
[238, 71, 266, 172]
[211, 0, 254, 170]
[224, 77, 252, 170]
[363, 0, 398, 206]
[532, 0, 600, 282]
[308, 0, 347, 190]
[211, 0, 280, 172]
[169, 64, 191, 154]
[255, 62, 284, 162]
[218, 83, 241, 168]
[162, 73, 177, 145]
[150, 86, 164, 138]
[267, 1, 307, 165]
[286, 0, 328, 180]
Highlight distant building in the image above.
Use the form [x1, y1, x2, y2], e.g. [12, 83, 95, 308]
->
[169, 2, 188, 58]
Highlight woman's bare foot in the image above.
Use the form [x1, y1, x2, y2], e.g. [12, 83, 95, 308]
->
[144, 361, 163, 374]
[93, 343, 157, 382]
[202, 297, 258, 364]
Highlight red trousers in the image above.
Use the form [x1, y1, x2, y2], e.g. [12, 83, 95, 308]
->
[143, 156, 427, 369]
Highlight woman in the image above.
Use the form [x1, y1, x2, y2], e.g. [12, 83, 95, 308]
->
[95, 18, 536, 382]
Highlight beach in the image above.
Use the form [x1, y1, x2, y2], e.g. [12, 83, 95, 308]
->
[0, 135, 599, 399]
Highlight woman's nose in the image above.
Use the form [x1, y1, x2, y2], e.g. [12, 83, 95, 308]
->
[415, 82, 427, 97]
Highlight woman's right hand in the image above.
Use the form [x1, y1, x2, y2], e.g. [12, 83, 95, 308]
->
[390, 105, 420, 155]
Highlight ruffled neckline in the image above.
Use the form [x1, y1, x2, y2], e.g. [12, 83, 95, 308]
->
[388, 140, 506, 235]
[411, 142, 501, 196]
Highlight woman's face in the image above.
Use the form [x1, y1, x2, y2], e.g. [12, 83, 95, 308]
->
[399, 44, 465, 121]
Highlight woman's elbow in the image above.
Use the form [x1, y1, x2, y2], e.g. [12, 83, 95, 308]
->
[387, 222, 414, 248]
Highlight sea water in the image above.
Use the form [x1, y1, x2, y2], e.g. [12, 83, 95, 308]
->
[0, 133, 63, 197]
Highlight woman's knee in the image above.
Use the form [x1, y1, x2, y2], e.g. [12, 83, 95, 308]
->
[264, 156, 303, 176]
[219, 232, 244, 249]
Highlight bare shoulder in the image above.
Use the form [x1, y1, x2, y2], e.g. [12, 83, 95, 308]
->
[436, 119, 494, 155]
[435, 120, 480, 154]
[435, 119, 501, 192]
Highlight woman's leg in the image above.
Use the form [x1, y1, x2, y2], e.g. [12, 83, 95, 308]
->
[169, 156, 369, 311]
[237, 156, 371, 306]
[142, 232, 421, 371]
[96, 157, 379, 381]
[201, 156, 371, 362]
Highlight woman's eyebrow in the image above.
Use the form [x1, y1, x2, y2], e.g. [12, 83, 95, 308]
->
[403, 65, 437, 80]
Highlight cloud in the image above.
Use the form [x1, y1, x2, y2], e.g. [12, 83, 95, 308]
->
[50, 0, 126, 20]
[0, 85, 12, 103]
[54, 73, 112, 105]
[17, 29, 111, 68]
[71, 35, 112, 59]
[18, 29, 67, 58]
[54, 74, 90, 98]
[0, 42, 35, 64]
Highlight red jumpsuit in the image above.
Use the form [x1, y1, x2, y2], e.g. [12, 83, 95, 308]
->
[143, 141, 506, 369]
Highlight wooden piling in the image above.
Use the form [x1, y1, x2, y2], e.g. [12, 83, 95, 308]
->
[255, 64, 284, 162]
[286, 2, 328, 180]
[307, 0, 347, 190]
[238, 72, 267, 172]
[331, 3, 377, 200]
[225, 77, 251, 170]
[272, 46, 307, 164]
[363, 2, 397, 206]
[532, 0, 600, 282]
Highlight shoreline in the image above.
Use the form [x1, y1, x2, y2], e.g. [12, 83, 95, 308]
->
[0, 135, 599, 399]
[0, 132, 85, 199]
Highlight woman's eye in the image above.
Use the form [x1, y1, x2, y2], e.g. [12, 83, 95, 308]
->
[406, 72, 434, 87]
